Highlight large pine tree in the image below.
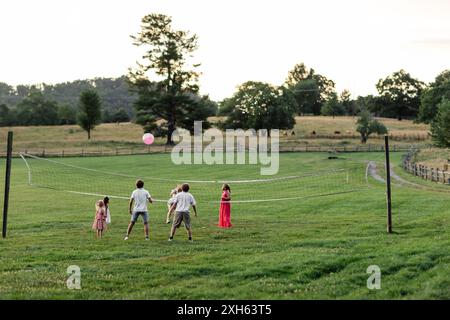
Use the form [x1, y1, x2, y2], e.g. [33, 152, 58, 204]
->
[129, 13, 212, 144]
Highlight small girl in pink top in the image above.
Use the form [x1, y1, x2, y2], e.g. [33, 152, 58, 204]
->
[92, 200, 106, 238]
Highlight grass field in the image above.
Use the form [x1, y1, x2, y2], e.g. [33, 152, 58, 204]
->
[0, 116, 431, 156]
[412, 148, 450, 171]
[1, 151, 449, 299]
[294, 116, 429, 136]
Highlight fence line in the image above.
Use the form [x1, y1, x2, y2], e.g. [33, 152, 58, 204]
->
[0, 144, 424, 158]
[402, 160, 450, 185]
[297, 133, 429, 141]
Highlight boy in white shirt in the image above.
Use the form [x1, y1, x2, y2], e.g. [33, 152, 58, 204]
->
[124, 179, 153, 241]
[168, 183, 197, 242]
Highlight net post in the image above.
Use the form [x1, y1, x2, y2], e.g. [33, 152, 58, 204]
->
[384, 135, 393, 234]
[2, 131, 13, 239]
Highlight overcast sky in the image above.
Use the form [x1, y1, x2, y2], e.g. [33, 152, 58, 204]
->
[1, 0, 450, 100]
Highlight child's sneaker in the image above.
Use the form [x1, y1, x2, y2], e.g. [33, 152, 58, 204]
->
[124, 236, 129, 241]
[145, 237, 149, 241]
[168, 237, 173, 242]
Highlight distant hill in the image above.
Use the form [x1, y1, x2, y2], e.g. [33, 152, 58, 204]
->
[0, 76, 136, 117]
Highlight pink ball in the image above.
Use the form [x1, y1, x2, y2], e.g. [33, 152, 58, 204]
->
[142, 133, 154, 145]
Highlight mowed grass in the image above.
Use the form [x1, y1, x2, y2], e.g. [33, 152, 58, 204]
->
[0, 152, 449, 299]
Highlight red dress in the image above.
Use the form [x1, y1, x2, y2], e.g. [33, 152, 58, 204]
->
[218, 191, 232, 228]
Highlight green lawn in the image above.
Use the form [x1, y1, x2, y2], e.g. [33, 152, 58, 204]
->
[0, 152, 449, 299]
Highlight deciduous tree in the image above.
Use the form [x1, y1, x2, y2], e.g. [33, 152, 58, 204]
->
[223, 81, 296, 133]
[356, 109, 388, 144]
[418, 70, 450, 123]
[431, 99, 450, 148]
[285, 63, 335, 115]
[78, 90, 102, 139]
[376, 69, 424, 120]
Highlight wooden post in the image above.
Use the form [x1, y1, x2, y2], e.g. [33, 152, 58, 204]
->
[3, 131, 13, 238]
[384, 135, 393, 234]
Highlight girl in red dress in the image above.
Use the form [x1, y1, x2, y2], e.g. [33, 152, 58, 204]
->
[218, 184, 232, 228]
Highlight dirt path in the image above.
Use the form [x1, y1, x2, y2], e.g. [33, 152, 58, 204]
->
[367, 161, 385, 183]
[367, 161, 423, 187]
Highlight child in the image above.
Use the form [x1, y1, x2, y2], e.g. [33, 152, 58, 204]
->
[166, 185, 181, 224]
[104, 196, 111, 226]
[124, 179, 152, 241]
[92, 200, 106, 238]
[218, 184, 232, 228]
[168, 183, 197, 242]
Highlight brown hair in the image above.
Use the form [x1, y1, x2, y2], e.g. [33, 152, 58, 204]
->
[136, 179, 144, 188]
[182, 183, 190, 192]
[222, 184, 231, 192]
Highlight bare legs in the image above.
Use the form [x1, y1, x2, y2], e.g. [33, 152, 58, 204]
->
[169, 225, 176, 238]
[166, 205, 173, 223]
[169, 225, 192, 240]
[144, 222, 149, 238]
[126, 221, 149, 238]
[126, 221, 135, 236]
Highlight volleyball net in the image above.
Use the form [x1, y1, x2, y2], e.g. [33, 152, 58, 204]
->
[19, 153, 370, 205]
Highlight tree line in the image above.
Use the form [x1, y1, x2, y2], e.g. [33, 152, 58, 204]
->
[218, 66, 449, 126]
[0, 76, 135, 126]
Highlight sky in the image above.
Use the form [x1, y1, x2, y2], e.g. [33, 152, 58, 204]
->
[1, 0, 450, 101]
